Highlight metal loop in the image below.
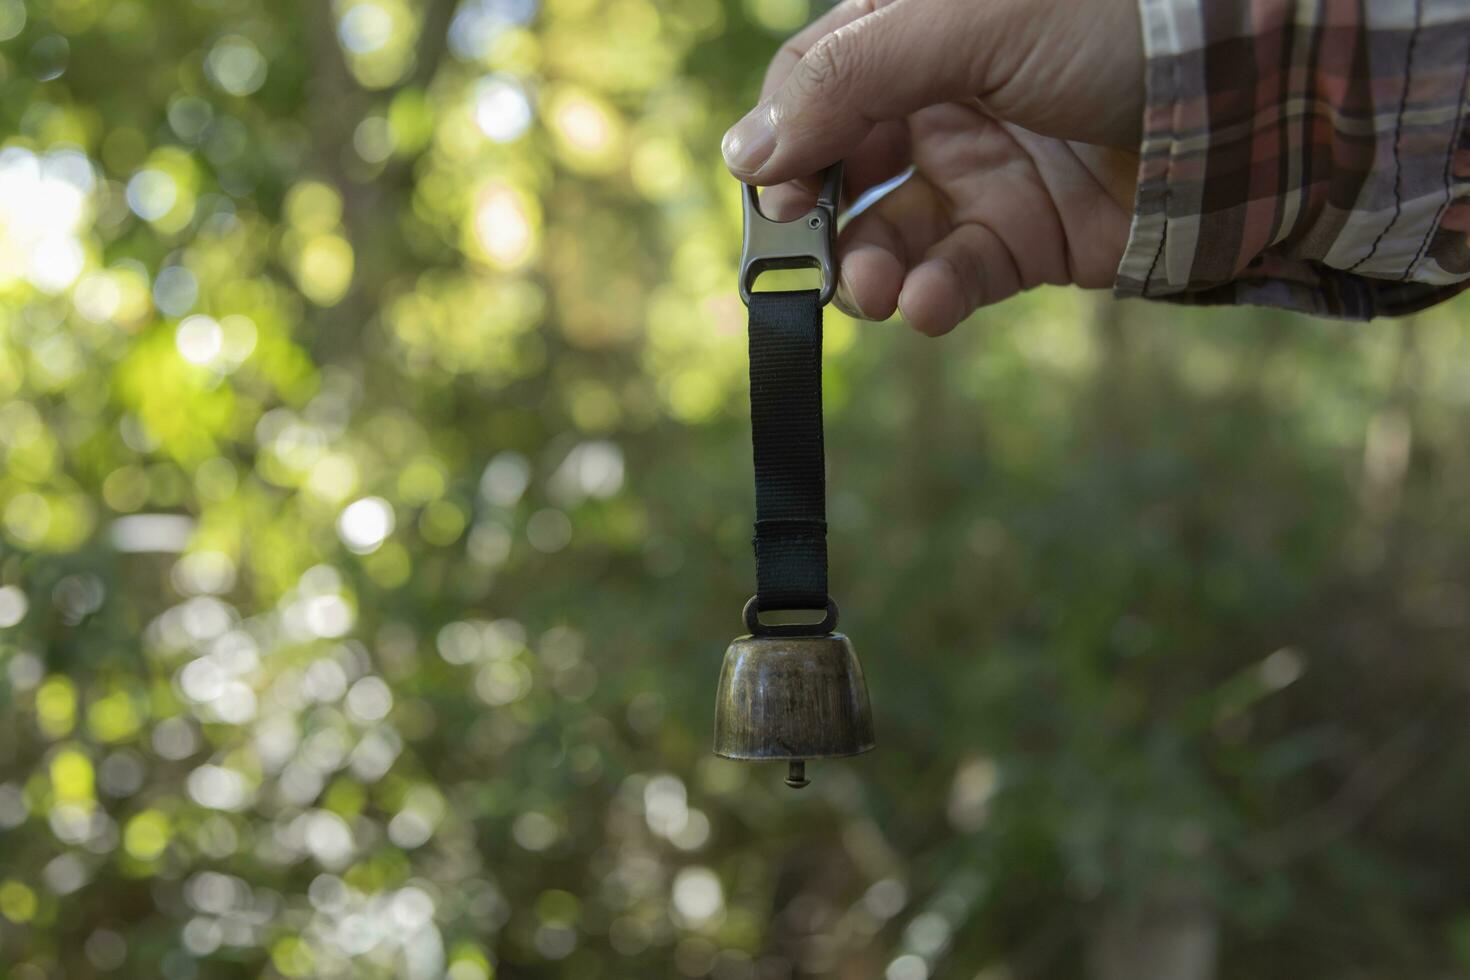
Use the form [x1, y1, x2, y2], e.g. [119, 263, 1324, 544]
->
[742, 595, 839, 638]
[738, 162, 843, 307]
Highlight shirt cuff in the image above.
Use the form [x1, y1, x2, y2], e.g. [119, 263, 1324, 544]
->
[1115, 0, 1470, 320]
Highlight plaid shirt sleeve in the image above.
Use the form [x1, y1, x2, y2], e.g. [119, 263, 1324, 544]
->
[1114, 0, 1470, 320]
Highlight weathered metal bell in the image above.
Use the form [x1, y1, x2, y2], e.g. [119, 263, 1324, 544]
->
[713, 627, 875, 789]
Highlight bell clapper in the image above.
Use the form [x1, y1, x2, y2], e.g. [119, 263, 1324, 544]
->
[785, 760, 809, 789]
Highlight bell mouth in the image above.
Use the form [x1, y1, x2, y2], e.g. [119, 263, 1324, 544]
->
[713, 632, 876, 762]
[713, 743, 875, 762]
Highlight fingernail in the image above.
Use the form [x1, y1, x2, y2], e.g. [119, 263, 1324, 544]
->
[835, 271, 867, 319]
[722, 105, 777, 175]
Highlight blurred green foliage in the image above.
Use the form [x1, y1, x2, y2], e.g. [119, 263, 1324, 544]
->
[5, 1, 1470, 978]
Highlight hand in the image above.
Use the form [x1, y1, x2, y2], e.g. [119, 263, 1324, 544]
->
[723, 0, 1145, 336]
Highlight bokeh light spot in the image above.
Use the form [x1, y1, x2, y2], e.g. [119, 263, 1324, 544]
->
[470, 182, 539, 270]
[206, 36, 268, 96]
[0, 585, 28, 628]
[176, 315, 224, 366]
[124, 810, 172, 861]
[0, 0, 25, 42]
[126, 169, 178, 221]
[339, 3, 393, 53]
[474, 75, 533, 142]
[671, 867, 724, 928]
[338, 497, 395, 554]
[547, 87, 624, 173]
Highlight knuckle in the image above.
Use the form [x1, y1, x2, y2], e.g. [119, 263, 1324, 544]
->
[799, 33, 852, 94]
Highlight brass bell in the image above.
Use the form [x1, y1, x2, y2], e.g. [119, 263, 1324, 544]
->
[714, 600, 875, 789]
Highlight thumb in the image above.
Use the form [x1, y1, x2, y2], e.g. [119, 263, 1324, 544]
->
[721, 0, 989, 185]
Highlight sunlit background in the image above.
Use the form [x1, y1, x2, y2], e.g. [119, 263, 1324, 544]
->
[5, 1, 1470, 978]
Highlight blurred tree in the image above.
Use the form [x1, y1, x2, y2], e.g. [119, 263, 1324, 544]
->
[4, 1, 1470, 979]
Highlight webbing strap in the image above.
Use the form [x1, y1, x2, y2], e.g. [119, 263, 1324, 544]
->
[748, 289, 828, 612]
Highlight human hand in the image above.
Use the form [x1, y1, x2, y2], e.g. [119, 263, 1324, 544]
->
[723, 0, 1146, 335]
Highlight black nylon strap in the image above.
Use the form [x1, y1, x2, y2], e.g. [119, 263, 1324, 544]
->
[748, 289, 828, 612]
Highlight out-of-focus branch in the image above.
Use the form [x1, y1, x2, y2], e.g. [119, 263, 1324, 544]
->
[308, 0, 374, 360]
[1238, 717, 1434, 871]
[379, 0, 457, 190]
[408, 0, 457, 92]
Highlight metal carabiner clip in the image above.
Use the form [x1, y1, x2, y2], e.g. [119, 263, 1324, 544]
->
[738, 163, 843, 307]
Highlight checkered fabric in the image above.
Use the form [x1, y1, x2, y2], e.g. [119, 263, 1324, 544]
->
[1115, 0, 1470, 319]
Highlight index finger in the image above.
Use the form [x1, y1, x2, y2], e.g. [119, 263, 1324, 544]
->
[760, 0, 883, 100]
